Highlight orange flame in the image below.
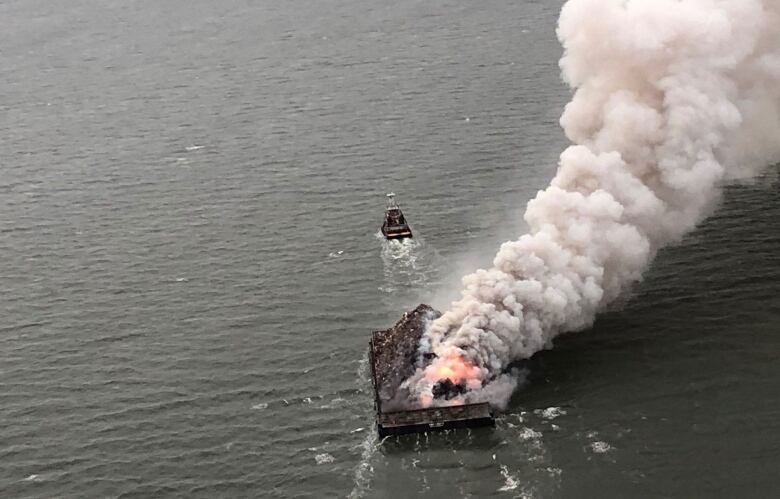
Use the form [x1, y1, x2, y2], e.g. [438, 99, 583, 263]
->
[417, 352, 481, 408]
[424, 352, 479, 385]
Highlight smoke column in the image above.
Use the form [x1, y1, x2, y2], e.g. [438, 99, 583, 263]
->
[403, 0, 780, 409]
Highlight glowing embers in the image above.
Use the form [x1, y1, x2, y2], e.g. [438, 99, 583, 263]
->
[424, 352, 481, 386]
[418, 351, 483, 407]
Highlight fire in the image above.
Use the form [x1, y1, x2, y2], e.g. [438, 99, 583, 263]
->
[424, 352, 479, 385]
[416, 351, 482, 408]
[436, 366, 456, 381]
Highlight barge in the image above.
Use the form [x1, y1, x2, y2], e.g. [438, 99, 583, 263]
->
[369, 304, 496, 437]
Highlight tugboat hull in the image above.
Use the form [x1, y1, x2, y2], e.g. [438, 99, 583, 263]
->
[381, 225, 413, 240]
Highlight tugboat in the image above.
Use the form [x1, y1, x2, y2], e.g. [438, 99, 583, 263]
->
[381, 193, 413, 240]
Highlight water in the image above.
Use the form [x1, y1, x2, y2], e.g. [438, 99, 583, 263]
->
[1, 0, 778, 497]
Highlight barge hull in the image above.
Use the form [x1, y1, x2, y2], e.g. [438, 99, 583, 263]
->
[377, 404, 495, 437]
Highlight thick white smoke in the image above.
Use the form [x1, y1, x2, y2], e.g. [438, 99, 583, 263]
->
[403, 0, 780, 409]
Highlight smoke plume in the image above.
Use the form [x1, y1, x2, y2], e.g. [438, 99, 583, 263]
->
[403, 0, 780, 409]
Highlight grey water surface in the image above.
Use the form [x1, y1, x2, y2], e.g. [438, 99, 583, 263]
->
[1, 0, 778, 498]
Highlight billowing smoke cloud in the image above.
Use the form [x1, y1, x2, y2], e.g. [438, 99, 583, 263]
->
[403, 0, 780, 409]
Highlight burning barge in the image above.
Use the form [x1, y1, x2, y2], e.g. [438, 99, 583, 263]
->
[368, 304, 495, 437]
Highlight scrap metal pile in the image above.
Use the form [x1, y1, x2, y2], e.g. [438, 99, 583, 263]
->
[370, 304, 439, 410]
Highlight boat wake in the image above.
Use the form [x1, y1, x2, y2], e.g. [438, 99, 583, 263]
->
[347, 430, 379, 499]
[378, 233, 440, 295]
